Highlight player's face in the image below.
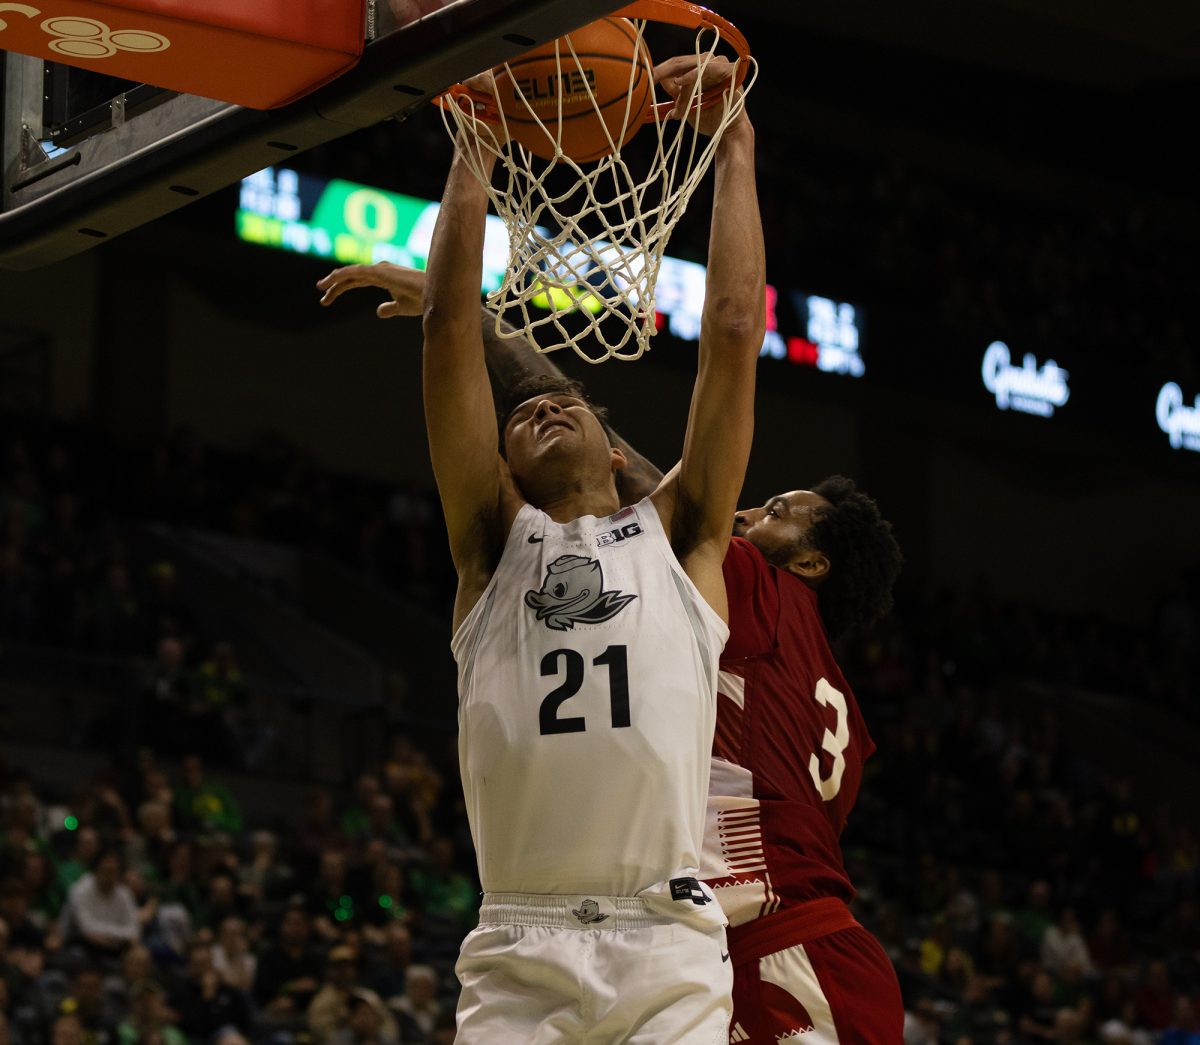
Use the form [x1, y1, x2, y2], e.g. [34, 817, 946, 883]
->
[734, 491, 831, 573]
[503, 393, 611, 475]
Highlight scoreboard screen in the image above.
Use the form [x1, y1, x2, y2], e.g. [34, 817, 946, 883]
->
[237, 167, 866, 377]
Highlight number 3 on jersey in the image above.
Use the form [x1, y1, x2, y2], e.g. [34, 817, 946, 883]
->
[539, 645, 630, 734]
[808, 678, 850, 801]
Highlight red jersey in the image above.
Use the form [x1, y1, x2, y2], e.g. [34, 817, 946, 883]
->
[700, 537, 876, 926]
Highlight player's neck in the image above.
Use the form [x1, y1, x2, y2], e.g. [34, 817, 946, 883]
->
[533, 482, 621, 524]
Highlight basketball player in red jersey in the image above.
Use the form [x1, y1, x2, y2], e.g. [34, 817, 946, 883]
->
[699, 489, 904, 1044]
[319, 229, 902, 1045]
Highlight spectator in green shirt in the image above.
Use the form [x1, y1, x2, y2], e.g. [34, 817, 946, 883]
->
[407, 837, 476, 932]
[173, 756, 242, 835]
[116, 983, 187, 1045]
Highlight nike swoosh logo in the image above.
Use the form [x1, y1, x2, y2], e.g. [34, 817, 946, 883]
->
[528, 534, 544, 544]
[721, 952, 730, 963]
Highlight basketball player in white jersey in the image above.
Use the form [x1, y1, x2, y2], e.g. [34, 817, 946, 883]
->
[411, 57, 763, 1042]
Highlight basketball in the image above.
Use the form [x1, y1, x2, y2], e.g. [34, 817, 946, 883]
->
[494, 17, 654, 163]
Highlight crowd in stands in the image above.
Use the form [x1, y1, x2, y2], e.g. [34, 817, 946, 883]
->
[2, 62, 1199, 1042]
[0, 743, 473, 1045]
[837, 608, 1200, 1044]
[2, 410, 1198, 1043]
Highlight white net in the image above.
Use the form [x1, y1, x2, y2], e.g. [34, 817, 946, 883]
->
[438, 17, 757, 363]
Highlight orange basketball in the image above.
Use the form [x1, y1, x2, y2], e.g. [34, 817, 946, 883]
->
[494, 17, 653, 163]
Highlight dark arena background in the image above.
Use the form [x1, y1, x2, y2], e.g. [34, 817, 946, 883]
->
[1, 1, 1199, 1043]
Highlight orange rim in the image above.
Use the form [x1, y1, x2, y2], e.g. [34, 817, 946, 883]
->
[433, 0, 752, 126]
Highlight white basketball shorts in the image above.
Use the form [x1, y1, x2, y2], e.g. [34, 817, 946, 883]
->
[455, 889, 732, 1044]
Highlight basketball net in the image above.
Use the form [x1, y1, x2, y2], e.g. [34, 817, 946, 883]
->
[438, 15, 756, 364]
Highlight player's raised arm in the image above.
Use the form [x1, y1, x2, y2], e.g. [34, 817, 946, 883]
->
[652, 56, 766, 617]
[421, 135, 507, 587]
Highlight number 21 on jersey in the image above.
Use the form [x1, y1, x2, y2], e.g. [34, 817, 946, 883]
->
[539, 645, 630, 735]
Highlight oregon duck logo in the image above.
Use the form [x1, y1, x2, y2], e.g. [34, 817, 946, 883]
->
[571, 898, 608, 925]
[525, 554, 636, 631]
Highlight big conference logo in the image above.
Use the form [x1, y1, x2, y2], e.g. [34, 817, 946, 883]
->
[0, 6, 170, 59]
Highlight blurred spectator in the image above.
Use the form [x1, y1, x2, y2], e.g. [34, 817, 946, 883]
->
[236, 830, 291, 908]
[362, 858, 409, 946]
[57, 827, 100, 897]
[192, 642, 250, 767]
[1089, 908, 1134, 972]
[1041, 908, 1095, 978]
[340, 777, 380, 845]
[109, 944, 156, 1012]
[211, 917, 255, 994]
[365, 923, 412, 1004]
[60, 850, 139, 958]
[295, 791, 344, 879]
[255, 906, 322, 1019]
[197, 872, 241, 933]
[22, 852, 64, 926]
[387, 965, 439, 1043]
[1134, 959, 1175, 1031]
[54, 966, 117, 1045]
[406, 839, 475, 937]
[172, 757, 241, 835]
[50, 1012, 85, 1045]
[307, 947, 395, 1045]
[116, 983, 185, 1045]
[84, 562, 143, 656]
[1017, 968, 1060, 1041]
[332, 990, 397, 1045]
[141, 561, 195, 649]
[141, 639, 192, 756]
[308, 853, 357, 940]
[1162, 997, 1200, 1045]
[165, 941, 250, 1041]
[1015, 880, 1054, 951]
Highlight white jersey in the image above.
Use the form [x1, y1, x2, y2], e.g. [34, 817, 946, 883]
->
[451, 497, 728, 898]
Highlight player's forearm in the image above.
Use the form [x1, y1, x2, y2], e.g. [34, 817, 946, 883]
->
[481, 310, 561, 386]
[422, 144, 496, 342]
[675, 116, 762, 539]
[700, 118, 766, 354]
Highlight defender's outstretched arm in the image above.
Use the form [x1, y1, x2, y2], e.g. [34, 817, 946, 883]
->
[318, 261, 667, 501]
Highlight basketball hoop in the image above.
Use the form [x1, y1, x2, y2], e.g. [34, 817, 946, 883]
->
[435, 0, 756, 363]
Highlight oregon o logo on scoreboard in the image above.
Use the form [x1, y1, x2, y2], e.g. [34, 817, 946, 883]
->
[0, 7, 169, 58]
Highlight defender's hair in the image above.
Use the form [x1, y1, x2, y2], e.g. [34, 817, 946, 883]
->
[804, 476, 902, 641]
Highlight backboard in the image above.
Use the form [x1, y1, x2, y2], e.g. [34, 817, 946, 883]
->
[0, 0, 628, 270]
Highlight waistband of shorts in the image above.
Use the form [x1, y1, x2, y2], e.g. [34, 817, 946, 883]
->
[726, 897, 859, 964]
[478, 892, 664, 931]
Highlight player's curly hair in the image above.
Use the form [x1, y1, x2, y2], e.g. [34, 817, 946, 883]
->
[804, 476, 902, 641]
[497, 374, 614, 451]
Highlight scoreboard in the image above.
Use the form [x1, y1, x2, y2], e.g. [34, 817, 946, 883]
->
[237, 167, 1198, 463]
[237, 166, 866, 379]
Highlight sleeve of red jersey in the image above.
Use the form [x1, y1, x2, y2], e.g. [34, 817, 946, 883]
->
[721, 537, 779, 660]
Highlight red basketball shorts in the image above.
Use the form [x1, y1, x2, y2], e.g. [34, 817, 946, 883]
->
[725, 897, 903, 1044]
